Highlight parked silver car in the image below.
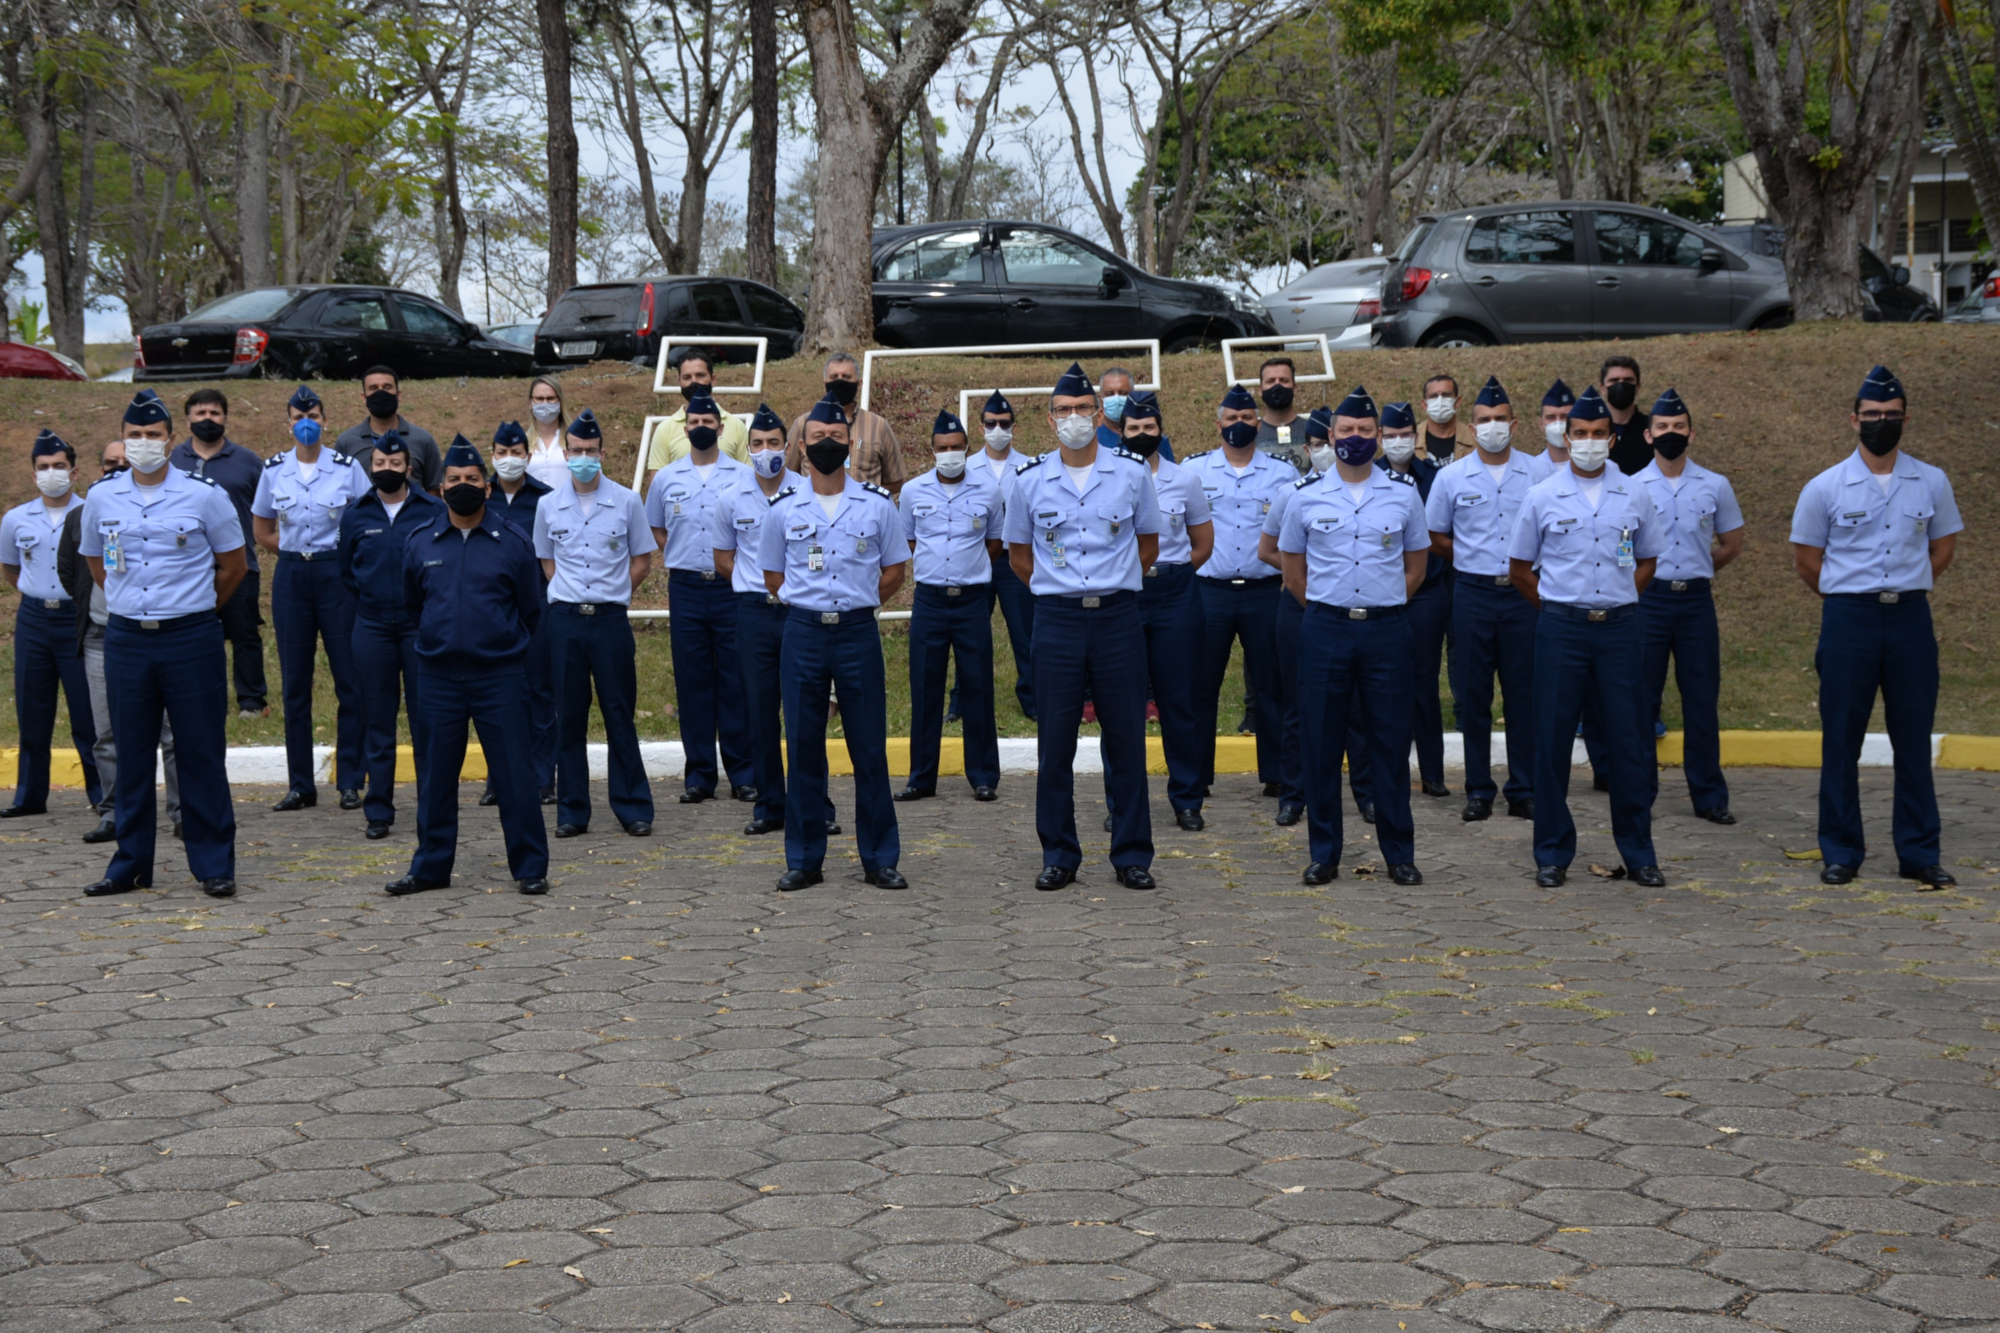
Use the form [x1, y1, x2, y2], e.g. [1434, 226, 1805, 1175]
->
[1374, 201, 1793, 348]
[1261, 258, 1390, 350]
[1944, 273, 1999, 324]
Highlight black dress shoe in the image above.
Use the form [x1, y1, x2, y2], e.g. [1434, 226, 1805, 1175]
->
[171, 821, 183, 840]
[732, 785, 759, 803]
[742, 818, 782, 836]
[972, 786, 998, 802]
[1274, 803, 1303, 826]
[865, 867, 908, 890]
[1631, 865, 1666, 888]
[623, 821, 652, 837]
[944, 708, 962, 724]
[540, 787, 556, 805]
[385, 875, 445, 896]
[1388, 863, 1423, 885]
[83, 878, 141, 897]
[1034, 865, 1075, 892]
[1422, 780, 1450, 798]
[0, 806, 43, 818]
[1592, 773, 1610, 792]
[517, 877, 550, 895]
[1506, 798, 1534, 819]
[478, 789, 499, 807]
[1261, 782, 1280, 798]
[1302, 862, 1337, 886]
[82, 816, 116, 844]
[679, 789, 712, 804]
[1462, 799, 1492, 822]
[825, 822, 843, 837]
[1102, 815, 1113, 833]
[1357, 803, 1376, 826]
[1535, 865, 1567, 887]
[1696, 807, 1736, 825]
[893, 788, 935, 803]
[1176, 808, 1204, 831]
[1901, 864, 1957, 889]
[273, 791, 315, 812]
[365, 821, 391, 840]
[776, 868, 823, 892]
[1116, 866, 1156, 891]
[553, 823, 587, 838]
[1820, 863, 1858, 885]
[201, 878, 236, 898]
[338, 789, 363, 811]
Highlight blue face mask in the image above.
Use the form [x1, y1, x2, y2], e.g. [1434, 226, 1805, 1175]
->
[752, 450, 787, 479]
[566, 454, 602, 483]
[1220, 421, 1259, 451]
[292, 418, 322, 448]
[1102, 394, 1129, 422]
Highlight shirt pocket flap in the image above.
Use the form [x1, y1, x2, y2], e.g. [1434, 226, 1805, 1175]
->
[1308, 514, 1343, 534]
[1833, 510, 1871, 528]
[784, 518, 819, 542]
[1904, 503, 1935, 521]
[1455, 492, 1484, 506]
[1031, 507, 1069, 531]
[1092, 504, 1133, 524]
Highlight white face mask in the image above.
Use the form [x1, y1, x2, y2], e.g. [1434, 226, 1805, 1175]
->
[34, 468, 72, 499]
[531, 401, 562, 424]
[935, 450, 966, 480]
[752, 449, 787, 479]
[1054, 414, 1096, 449]
[983, 426, 1013, 452]
[1308, 444, 1339, 474]
[124, 438, 168, 473]
[493, 455, 529, 481]
[1568, 437, 1610, 472]
[1544, 420, 1568, 450]
[1381, 437, 1417, 466]
[1425, 396, 1457, 424]
[1473, 421, 1512, 454]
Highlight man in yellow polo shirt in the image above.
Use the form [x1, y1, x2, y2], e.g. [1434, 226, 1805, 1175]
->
[641, 348, 750, 493]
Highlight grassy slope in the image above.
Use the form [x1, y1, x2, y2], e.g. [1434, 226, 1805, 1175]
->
[6, 321, 1995, 747]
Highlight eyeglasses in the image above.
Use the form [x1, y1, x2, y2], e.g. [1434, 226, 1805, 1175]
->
[1050, 407, 1094, 420]
[1856, 410, 1906, 422]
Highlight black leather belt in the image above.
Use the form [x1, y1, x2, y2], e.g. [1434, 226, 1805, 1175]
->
[30, 598, 73, 611]
[789, 607, 870, 624]
[551, 600, 624, 617]
[278, 549, 333, 562]
[1313, 604, 1402, 620]
[108, 612, 214, 632]
[1038, 590, 1135, 610]
[1829, 590, 1927, 605]
[1655, 578, 1712, 594]
[1542, 601, 1634, 623]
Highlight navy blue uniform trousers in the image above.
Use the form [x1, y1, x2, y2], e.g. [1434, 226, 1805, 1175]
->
[219, 570, 268, 710]
[1197, 576, 1283, 789]
[953, 553, 1036, 721]
[273, 555, 362, 795]
[1815, 593, 1941, 871]
[1033, 592, 1152, 872]
[410, 668, 548, 884]
[737, 594, 834, 828]
[668, 571, 753, 796]
[351, 616, 424, 825]
[1300, 604, 1416, 868]
[11, 599, 100, 811]
[1531, 603, 1656, 870]
[1452, 576, 1537, 804]
[1107, 563, 1206, 816]
[1408, 576, 1451, 787]
[908, 583, 1000, 792]
[780, 611, 897, 874]
[1274, 589, 1307, 808]
[526, 616, 556, 790]
[103, 614, 233, 886]
[547, 603, 654, 830]
[1639, 580, 1728, 814]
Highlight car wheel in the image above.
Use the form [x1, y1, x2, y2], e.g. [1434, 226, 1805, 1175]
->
[1418, 325, 1493, 349]
[1163, 334, 1217, 355]
[1751, 309, 1794, 331]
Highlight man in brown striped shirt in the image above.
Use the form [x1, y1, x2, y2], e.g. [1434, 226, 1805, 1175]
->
[784, 352, 909, 498]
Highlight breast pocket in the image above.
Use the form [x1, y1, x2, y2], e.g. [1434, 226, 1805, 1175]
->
[270, 491, 299, 521]
[1543, 517, 1580, 552]
[960, 503, 991, 535]
[14, 531, 39, 561]
[1694, 500, 1717, 534]
[1160, 502, 1186, 531]
[783, 518, 820, 546]
[1832, 508, 1873, 531]
[1031, 507, 1071, 540]
[1905, 504, 1935, 542]
[1092, 504, 1132, 538]
[1308, 514, 1343, 537]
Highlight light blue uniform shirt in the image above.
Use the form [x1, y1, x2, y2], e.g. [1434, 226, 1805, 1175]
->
[711, 476, 794, 596]
[1262, 466, 1323, 543]
[78, 467, 246, 619]
[1508, 468, 1667, 608]
[533, 478, 658, 606]
[1148, 456, 1210, 566]
[759, 476, 905, 613]
[1789, 449, 1962, 595]
[1001, 447, 1162, 596]
[1, 494, 84, 602]
[1424, 449, 1538, 577]
[1186, 448, 1297, 580]
[899, 467, 1003, 587]
[1278, 468, 1430, 607]
[250, 448, 368, 553]
[646, 453, 750, 573]
[1524, 448, 1565, 486]
[1635, 458, 1744, 582]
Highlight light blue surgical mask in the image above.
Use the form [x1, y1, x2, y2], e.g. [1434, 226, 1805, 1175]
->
[566, 454, 602, 483]
[1102, 394, 1129, 422]
[752, 449, 786, 479]
[292, 418, 322, 448]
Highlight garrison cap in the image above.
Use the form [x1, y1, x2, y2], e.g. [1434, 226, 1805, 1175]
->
[492, 421, 529, 448]
[31, 429, 70, 458]
[749, 402, 785, 433]
[288, 384, 322, 413]
[1052, 362, 1093, 397]
[566, 408, 603, 440]
[1305, 406, 1333, 441]
[1857, 365, 1905, 402]
[932, 409, 966, 438]
[1122, 392, 1161, 423]
[683, 391, 721, 420]
[1220, 383, 1257, 411]
[1474, 376, 1509, 408]
[1568, 385, 1611, 423]
[1542, 378, 1575, 409]
[443, 435, 484, 468]
[373, 433, 408, 457]
[1335, 384, 1378, 419]
[806, 394, 848, 427]
[981, 390, 1014, 418]
[1380, 401, 1416, 431]
[123, 392, 170, 427]
[1650, 387, 1689, 419]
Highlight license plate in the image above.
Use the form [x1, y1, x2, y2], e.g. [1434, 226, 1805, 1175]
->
[559, 341, 597, 358]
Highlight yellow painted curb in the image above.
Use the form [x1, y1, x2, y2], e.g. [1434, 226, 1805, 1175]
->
[1938, 734, 2000, 772]
[1714, 731, 1822, 768]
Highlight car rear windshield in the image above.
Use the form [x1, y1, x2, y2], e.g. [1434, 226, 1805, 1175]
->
[545, 285, 637, 327]
[1392, 222, 1435, 266]
[183, 288, 307, 323]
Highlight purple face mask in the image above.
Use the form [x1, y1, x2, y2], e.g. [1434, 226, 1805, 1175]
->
[1334, 434, 1378, 466]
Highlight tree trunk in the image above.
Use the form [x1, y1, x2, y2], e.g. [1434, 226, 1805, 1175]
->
[916, 94, 943, 223]
[745, 0, 779, 284]
[537, 0, 578, 303]
[1914, 0, 2000, 259]
[239, 102, 273, 287]
[679, 164, 710, 272]
[946, 34, 1012, 222]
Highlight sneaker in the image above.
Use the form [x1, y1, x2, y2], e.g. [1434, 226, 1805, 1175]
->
[1653, 720, 1667, 739]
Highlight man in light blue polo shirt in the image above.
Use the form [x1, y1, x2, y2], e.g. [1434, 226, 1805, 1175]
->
[1790, 365, 1962, 889]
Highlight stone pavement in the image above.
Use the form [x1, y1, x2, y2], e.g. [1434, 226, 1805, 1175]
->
[2, 768, 1998, 1333]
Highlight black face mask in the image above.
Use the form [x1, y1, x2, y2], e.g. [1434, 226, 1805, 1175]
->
[370, 467, 408, 492]
[1859, 417, 1903, 456]
[1124, 431, 1162, 459]
[686, 426, 719, 452]
[1651, 431, 1689, 461]
[443, 482, 486, 515]
[189, 418, 226, 444]
[1261, 384, 1294, 411]
[101, 463, 129, 480]
[805, 442, 850, 476]
[823, 379, 858, 406]
[1604, 381, 1638, 411]
[366, 390, 400, 420]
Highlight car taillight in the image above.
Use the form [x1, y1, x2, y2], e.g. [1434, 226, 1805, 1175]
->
[1400, 267, 1432, 301]
[1985, 276, 1999, 299]
[636, 282, 655, 338]
[1352, 298, 1381, 323]
[133, 336, 145, 370]
[233, 327, 268, 364]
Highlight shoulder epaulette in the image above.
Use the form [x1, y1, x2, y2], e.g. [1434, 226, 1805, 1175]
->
[330, 451, 354, 467]
[770, 485, 796, 506]
[265, 454, 286, 468]
[861, 482, 891, 499]
[1293, 472, 1320, 490]
[1385, 469, 1415, 486]
[1110, 446, 1143, 464]
[1015, 454, 1044, 474]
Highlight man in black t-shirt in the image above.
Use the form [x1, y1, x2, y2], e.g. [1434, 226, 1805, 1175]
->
[1601, 355, 1652, 476]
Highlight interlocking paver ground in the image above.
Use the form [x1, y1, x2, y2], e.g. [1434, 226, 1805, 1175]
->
[2, 767, 1997, 1332]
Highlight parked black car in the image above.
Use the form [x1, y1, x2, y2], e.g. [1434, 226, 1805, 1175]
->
[870, 221, 1276, 351]
[136, 285, 537, 382]
[532, 277, 806, 370]
[1710, 222, 1939, 322]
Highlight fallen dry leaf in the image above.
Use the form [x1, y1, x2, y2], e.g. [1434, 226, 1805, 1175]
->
[503, 1259, 530, 1268]
[759, 1185, 780, 1192]
[1282, 1185, 1306, 1194]
[1588, 863, 1617, 878]
[563, 1266, 584, 1279]
[1782, 848, 1823, 861]
[778, 1294, 791, 1304]
[1558, 1227, 1591, 1233]
[1293, 1313, 1311, 1325]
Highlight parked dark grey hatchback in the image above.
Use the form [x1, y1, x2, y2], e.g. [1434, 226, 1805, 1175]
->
[1374, 202, 1793, 348]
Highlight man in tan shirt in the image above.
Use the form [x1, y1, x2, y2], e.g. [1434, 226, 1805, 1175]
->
[1418, 373, 1478, 461]
[642, 349, 751, 494]
[784, 352, 908, 498]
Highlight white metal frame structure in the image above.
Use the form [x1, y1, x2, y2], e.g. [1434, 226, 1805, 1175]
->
[856, 339, 1164, 419]
[630, 412, 755, 492]
[1221, 333, 1336, 387]
[651, 334, 770, 396]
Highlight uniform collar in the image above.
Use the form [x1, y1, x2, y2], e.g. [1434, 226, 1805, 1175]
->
[489, 472, 554, 497]
[430, 508, 505, 540]
[1839, 449, 1918, 484]
[360, 487, 438, 516]
[662, 451, 742, 479]
[1549, 467, 1624, 498]
[920, 465, 986, 491]
[173, 437, 244, 462]
[555, 476, 622, 510]
[1637, 457, 1709, 486]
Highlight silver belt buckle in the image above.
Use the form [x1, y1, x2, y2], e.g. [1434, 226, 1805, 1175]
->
[700, 570, 715, 581]
[41, 598, 60, 609]
[820, 611, 840, 624]
[1081, 596, 1101, 609]
[1144, 566, 1158, 578]
[1493, 575, 1510, 586]
[578, 604, 596, 616]
[140, 619, 160, 630]
[1230, 579, 1246, 586]
[1348, 607, 1367, 620]
[945, 586, 961, 597]
[1587, 609, 1608, 622]
[1670, 580, 1688, 592]
[765, 594, 781, 606]
[1879, 591, 1900, 604]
